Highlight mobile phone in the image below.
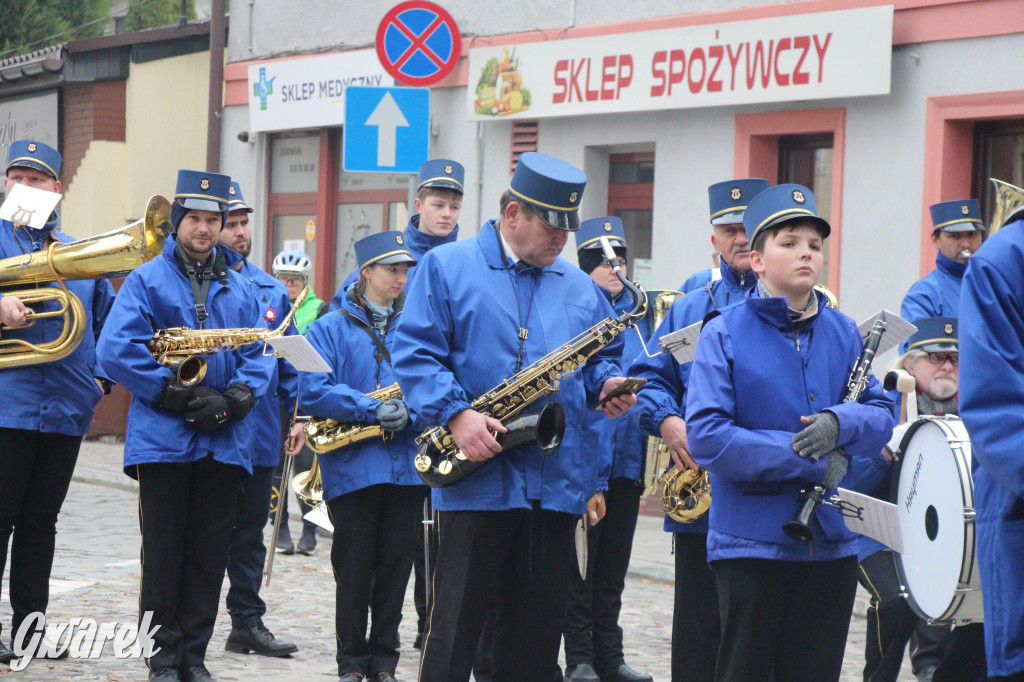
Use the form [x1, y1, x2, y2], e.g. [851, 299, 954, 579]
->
[594, 377, 648, 410]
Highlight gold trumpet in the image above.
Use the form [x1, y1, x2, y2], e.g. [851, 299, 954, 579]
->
[0, 195, 173, 369]
[148, 287, 308, 386]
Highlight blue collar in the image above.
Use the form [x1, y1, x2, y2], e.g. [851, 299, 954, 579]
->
[719, 261, 756, 290]
[745, 285, 828, 332]
[405, 214, 459, 254]
[935, 251, 966, 279]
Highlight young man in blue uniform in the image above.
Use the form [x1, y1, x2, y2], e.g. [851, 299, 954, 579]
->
[392, 152, 637, 682]
[686, 183, 893, 682]
[958, 199, 1024, 682]
[900, 199, 984, 351]
[217, 181, 299, 658]
[562, 216, 653, 682]
[629, 177, 767, 682]
[331, 158, 464, 307]
[301, 231, 420, 682]
[98, 170, 273, 682]
[853, 317, 960, 682]
[0, 140, 115, 664]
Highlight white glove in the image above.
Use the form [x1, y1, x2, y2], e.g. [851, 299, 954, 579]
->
[886, 421, 914, 457]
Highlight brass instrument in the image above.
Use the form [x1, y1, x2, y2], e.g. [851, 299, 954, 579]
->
[990, 178, 1024, 236]
[641, 290, 683, 497]
[0, 195, 173, 369]
[291, 453, 323, 506]
[414, 238, 648, 488]
[303, 383, 403, 453]
[148, 286, 308, 386]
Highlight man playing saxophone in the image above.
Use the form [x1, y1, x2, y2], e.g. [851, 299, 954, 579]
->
[0, 140, 116, 665]
[298, 231, 420, 682]
[392, 152, 636, 682]
[97, 169, 273, 682]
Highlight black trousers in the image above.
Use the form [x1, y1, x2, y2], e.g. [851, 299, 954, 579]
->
[226, 464, 275, 626]
[563, 477, 642, 673]
[933, 623, 987, 682]
[857, 549, 950, 680]
[0, 428, 81, 641]
[672, 532, 720, 682]
[136, 456, 242, 670]
[712, 555, 858, 682]
[326, 483, 421, 677]
[419, 505, 577, 682]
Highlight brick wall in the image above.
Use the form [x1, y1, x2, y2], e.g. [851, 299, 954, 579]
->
[61, 80, 127, 192]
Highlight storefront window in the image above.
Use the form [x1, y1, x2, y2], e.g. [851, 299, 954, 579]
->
[973, 119, 1024, 227]
[608, 152, 655, 286]
[779, 134, 834, 285]
[270, 135, 319, 193]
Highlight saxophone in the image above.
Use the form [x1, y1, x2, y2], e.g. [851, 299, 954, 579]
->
[148, 287, 307, 385]
[302, 383, 403, 453]
[414, 239, 648, 488]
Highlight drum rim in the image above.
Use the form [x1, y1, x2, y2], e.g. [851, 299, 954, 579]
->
[891, 415, 979, 623]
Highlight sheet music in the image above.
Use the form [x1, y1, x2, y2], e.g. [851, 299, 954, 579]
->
[857, 310, 918, 357]
[266, 335, 332, 372]
[836, 487, 904, 554]
[0, 184, 61, 229]
[303, 503, 334, 532]
[659, 321, 703, 365]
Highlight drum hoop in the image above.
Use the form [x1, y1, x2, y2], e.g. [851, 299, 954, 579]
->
[892, 415, 978, 622]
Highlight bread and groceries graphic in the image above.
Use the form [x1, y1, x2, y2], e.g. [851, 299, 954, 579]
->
[474, 48, 531, 117]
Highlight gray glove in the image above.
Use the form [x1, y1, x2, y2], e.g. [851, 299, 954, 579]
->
[821, 449, 849, 489]
[375, 398, 410, 432]
[792, 411, 840, 461]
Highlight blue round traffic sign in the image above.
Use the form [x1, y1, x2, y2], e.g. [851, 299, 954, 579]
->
[376, 1, 461, 86]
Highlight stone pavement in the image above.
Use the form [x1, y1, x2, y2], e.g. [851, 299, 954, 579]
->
[0, 439, 916, 681]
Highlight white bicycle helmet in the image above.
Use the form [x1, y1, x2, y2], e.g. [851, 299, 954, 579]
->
[273, 249, 312, 278]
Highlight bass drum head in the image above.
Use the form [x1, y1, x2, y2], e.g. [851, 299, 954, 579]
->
[890, 416, 979, 622]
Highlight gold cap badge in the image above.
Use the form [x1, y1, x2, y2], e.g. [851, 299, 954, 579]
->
[569, 191, 578, 203]
[961, 204, 970, 216]
[731, 187, 742, 201]
[444, 164, 453, 175]
[200, 178, 210, 191]
[603, 221, 613, 232]
[395, 234, 404, 245]
[27, 143, 37, 153]
[945, 322, 953, 334]
[793, 190, 805, 204]
[229, 186, 236, 195]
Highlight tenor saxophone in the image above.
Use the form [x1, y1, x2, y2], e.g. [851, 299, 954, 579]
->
[148, 287, 307, 385]
[414, 239, 648, 488]
[302, 383, 403, 453]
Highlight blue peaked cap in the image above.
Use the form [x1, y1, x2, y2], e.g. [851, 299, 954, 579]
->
[907, 317, 958, 353]
[930, 199, 983, 233]
[355, 231, 417, 271]
[6, 140, 61, 179]
[508, 152, 587, 231]
[228, 181, 253, 213]
[577, 216, 626, 252]
[708, 178, 769, 225]
[744, 183, 831, 245]
[418, 159, 464, 194]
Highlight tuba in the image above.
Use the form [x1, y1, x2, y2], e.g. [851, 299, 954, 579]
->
[989, 178, 1024, 236]
[0, 195, 173, 369]
[149, 287, 308, 386]
[414, 238, 647, 488]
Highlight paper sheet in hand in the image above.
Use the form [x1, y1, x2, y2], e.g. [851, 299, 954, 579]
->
[0, 183, 61, 229]
[857, 310, 917, 357]
[303, 503, 334, 532]
[266, 335, 332, 372]
[659, 321, 703, 365]
[836, 487, 904, 554]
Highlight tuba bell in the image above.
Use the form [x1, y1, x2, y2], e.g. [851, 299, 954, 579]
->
[989, 178, 1024, 236]
[0, 195, 173, 369]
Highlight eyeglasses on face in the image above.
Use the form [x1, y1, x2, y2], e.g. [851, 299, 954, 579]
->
[599, 257, 627, 269]
[927, 352, 959, 366]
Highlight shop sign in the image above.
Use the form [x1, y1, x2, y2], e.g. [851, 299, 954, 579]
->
[248, 49, 392, 132]
[466, 5, 892, 120]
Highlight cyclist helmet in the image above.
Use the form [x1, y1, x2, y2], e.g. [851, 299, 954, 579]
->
[272, 249, 312, 278]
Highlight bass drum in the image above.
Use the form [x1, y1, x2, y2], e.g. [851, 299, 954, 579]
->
[890, 415, 983, 624]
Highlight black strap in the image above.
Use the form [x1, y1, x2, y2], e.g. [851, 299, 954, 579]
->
[347, 311, 391, 366]
[175, 243, 214, 327]
[492, 223, 536, 373]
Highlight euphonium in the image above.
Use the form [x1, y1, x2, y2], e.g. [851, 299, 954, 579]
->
[0, 195, 173, 369]
[414, 238, 648, 488]
[989, 178, 1024, 236]
[149, 287, 308, 386]
[303, 383, 403, 453]
[291, 454, 323, 506]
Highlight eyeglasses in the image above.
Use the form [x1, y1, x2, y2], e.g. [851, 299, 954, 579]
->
[600, 258, 627, 269]
[927, 352, 959, 366]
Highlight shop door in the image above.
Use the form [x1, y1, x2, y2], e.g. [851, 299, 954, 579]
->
[335, 203, 383, 292]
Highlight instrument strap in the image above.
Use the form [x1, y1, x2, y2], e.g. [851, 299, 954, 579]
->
[346, 310, 392, 367]
[175, 242, 214, 328]
[492, 223, 537, 373]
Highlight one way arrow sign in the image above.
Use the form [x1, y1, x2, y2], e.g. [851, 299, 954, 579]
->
[343, 86, 429, 173]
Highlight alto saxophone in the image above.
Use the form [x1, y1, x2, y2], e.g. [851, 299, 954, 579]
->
[148, 287, 307, 385]
[414, 239, 648, 488]
[303, 383, 403, 453]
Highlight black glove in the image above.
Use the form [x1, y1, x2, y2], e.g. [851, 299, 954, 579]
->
[224, 383, 255, 420]
[184, 387, 232, 432]
[159, 380, 196, 413]
[792, 411, 840, 461]
[821, 448, 849, 489]
[375, 398, 410, 432]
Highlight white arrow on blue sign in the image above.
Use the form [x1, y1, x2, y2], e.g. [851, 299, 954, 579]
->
[343, 86, 430, 173]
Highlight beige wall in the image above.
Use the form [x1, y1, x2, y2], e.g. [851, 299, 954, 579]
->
[62, 50, 210, 237]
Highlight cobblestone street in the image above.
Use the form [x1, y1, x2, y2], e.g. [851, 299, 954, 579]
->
[0, 441, 915, 681]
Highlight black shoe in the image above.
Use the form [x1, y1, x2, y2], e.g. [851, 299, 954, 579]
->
[599, 664, 654, 682]
[565, 663, 601, 682]
[297, 524, 317, 555]
[916, 665, 938, 682]
[0, 641, 16, 664]
[275, 523, 295, 554]
[149, 667, 182, 682]
[338, 674, 363, 682]
[181, 664, 213, 681]
[225, 620, 298, 657]
[413, 631, 424, 650]
[372, 673, 397, 682]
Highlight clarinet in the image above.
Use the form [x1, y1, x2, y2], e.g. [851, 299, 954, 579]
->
[782, 312, 887, 541]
